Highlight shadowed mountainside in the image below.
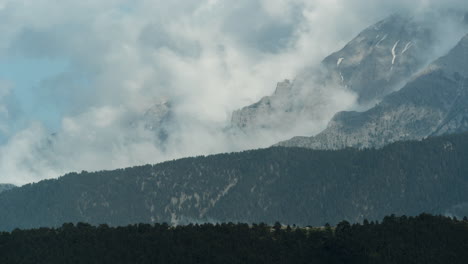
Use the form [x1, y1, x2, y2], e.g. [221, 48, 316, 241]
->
[1, 132, 468, 230]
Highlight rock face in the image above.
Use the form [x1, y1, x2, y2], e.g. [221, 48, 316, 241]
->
[230, 80, 295, 131]
[322, 14, 437, 103]
[1, 133, 468, 230]
[230, 14, 448, 134]
[0, 184, 16, 194]
[131, 99, 174, 145]
[278, 34, 468, 149]
[140, 100, 173, 141]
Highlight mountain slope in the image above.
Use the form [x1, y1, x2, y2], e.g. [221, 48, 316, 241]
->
[1, 132, 468, 230]
[321, 13, 437, 103]
[230, 13, 460, 134]
[278, 34, 468, 149]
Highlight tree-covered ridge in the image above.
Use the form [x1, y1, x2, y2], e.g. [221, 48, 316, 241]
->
[1, 132, 468, 230]
[0, 214, 467, 264]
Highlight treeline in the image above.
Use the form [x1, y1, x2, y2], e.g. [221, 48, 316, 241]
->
[0, 214, 467, 264]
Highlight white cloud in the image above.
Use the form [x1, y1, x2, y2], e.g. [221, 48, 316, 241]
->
[0, 81, 21, 138]
[0, 0, 467, 185]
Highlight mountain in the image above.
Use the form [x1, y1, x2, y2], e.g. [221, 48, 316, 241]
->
[230, 13, 459, 134]
[230, 79, 297, 131]
[0, 184, 15, 194]
[278, 34, 468, 149]
[1, 132, 468, 231]
[321, 13, 439, 103]
[134, 99, 173, 144]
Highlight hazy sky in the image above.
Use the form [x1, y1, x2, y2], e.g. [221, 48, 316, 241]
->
[0, 0, 467, 185]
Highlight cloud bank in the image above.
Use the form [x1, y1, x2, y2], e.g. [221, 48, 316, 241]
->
[0, 0, 467, 185]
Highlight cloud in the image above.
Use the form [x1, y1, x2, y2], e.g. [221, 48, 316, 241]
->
[0, 0, 467, 185]
[0, 81, 21, 140]
[0, 82, 13, 136]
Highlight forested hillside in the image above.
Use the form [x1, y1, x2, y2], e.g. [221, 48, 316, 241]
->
[1, 133, 468, 230]
[1, 214, 467, 264]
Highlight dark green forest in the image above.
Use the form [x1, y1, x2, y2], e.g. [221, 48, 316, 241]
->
[1, 214, 467, 264]
[1, 132, 468, 230]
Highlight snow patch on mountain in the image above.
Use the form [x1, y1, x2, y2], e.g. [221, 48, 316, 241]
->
[391, 40, 400, 65]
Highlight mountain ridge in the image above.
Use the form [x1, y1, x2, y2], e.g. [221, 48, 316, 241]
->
[277, 33, 468, 149]
[1, 132, 468, 231]
[229, 12, 464, 137]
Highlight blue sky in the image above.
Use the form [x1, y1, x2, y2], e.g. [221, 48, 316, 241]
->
[0, 0, 466, 185]
[0, 56, 68, 134]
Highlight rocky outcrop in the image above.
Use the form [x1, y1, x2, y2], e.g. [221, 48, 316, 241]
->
[141, 100, 173, 141]
[130, 99, 174, 145]
[230, 80, 294, 130]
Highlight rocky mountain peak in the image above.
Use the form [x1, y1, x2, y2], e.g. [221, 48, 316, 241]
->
[277, 33, 468, 150]
[230, 80, 294, 130]
[322, 13, 435, 103]
[142, 100, 172, 130]
[229, 13, 446, 136]
[133, 99, 173, 143]
[273, 79, 292, 97]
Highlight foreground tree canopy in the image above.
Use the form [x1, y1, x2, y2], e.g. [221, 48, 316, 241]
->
[0, 214, 467, 264]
